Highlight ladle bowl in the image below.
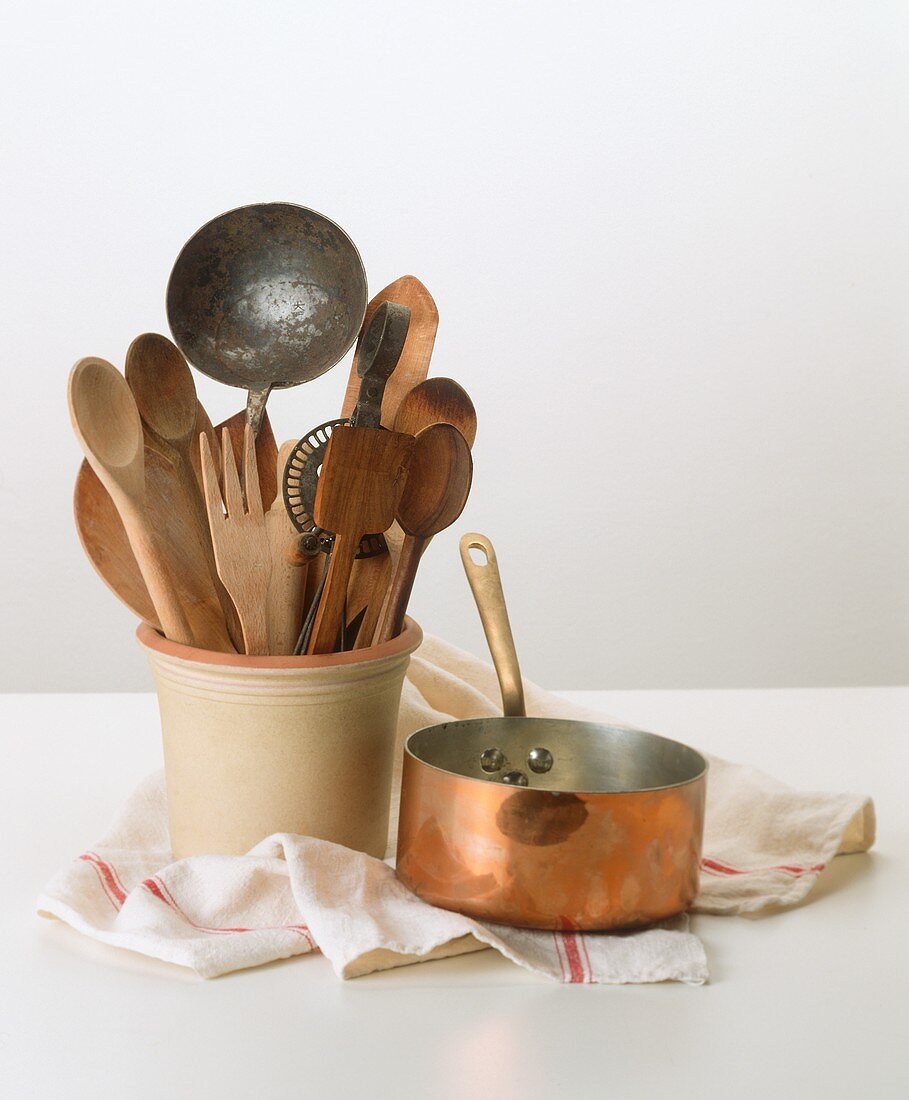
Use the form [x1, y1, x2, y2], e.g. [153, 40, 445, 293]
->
[166, 202, 368, 431]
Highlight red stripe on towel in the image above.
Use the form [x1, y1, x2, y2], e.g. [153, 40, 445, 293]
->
[79, 852, 127, 907]
[701, 857, 825, 878]
[560, 932, 587, 983]
[142, 875, 315, 948]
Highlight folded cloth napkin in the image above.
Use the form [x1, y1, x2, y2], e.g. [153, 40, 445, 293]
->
[38, 636, 875, 983]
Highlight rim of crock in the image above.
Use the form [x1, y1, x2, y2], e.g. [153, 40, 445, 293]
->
[137, 616, 422, 668]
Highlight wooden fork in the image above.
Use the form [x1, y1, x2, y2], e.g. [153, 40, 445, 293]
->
[200, 425, 273, 655]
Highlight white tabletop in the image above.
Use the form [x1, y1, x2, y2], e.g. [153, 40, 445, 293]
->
[1, 688, 906, 1099]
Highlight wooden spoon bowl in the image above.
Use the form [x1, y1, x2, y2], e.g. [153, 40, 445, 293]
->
[393, 377, 477, 447]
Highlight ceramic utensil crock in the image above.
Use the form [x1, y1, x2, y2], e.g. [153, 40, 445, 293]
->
[139, 618, 422, 859]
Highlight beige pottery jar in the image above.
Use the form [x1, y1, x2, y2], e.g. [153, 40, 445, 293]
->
[137, 618, 422, 859]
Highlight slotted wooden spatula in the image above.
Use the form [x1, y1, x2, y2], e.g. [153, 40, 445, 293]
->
[308, 426, 414, 654]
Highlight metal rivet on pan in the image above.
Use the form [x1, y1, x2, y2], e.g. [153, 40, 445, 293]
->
[527, 747, 553, 774]
[501, 770, 529, 786]
[480, 748, 506, 773]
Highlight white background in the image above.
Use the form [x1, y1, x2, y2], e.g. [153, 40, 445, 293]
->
[1, 0, 906, 691]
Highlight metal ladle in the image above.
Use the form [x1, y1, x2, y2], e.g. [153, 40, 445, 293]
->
[166, 202, 368, 434]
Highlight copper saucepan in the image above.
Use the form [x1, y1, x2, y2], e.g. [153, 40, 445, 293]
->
[395, 533, 708, 931]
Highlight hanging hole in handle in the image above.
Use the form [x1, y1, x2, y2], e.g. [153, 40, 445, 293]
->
[467, 543, 489, 567]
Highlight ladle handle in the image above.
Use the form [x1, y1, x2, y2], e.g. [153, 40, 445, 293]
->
[459, 532, 525, 718]
[245, 385, 273, 436]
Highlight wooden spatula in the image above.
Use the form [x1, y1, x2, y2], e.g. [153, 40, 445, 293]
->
[308, 426, 414, 655]
[200, 425, 273, 655]
[340, 276, 438, 428]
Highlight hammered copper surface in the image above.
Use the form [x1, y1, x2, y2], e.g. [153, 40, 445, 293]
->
[396, 717, 707, 930]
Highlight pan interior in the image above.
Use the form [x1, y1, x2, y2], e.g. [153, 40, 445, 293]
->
[406, 718, 707, 793]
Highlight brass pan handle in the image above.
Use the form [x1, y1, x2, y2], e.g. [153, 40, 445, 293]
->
[459, 532, 526, 718]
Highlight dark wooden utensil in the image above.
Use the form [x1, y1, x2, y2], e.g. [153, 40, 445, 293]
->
[345, 551, 393, 649]
[340, 276, 438, 428]
[393, 377, 478, 446]
[371, 377, 479, 645]
[308, 426, 414, 655]
[376, 424, 473, 644]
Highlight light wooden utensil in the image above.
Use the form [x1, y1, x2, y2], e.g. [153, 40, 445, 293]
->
[376, 424, 473, 644]
[308, 426, 414, 655]
[125, 333, 239, 646]
[200, 425, 273, 655]
[68, 357, 194, 645]
[265, 442, 311, 655]
[218, 409, 279, 509]
[125, 334, 199, 468]
[74, 458, 161, 629]
[393, 377, 478, 446]
[340, 276, 438, 428]
[73, 447, 237, 651]
[191, 400, 219, 492]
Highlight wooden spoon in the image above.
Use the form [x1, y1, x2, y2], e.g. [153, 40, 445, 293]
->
[340, 276, 438, 427]
[376, 424, 473, 644]
[370, 379, 478, 645]
[125, 333, 239, 647]
[68, 358, 193, 645]
[308, 426, 414, 654]
[74, 459, 160, 628]
[73, 445, 238, 650]
[393, 377, 478, 446]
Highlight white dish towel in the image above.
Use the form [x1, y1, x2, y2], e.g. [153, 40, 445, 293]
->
[38, 635, 875, 984]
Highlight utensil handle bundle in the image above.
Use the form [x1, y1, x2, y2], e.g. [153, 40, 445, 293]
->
[308, 533, 360, 654]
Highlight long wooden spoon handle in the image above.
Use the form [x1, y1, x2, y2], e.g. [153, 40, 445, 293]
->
[459, 532, 525, 718]
[126, 509, 194, 645]
[308, 533, 360, 654]
[376, 535, 426, 645]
